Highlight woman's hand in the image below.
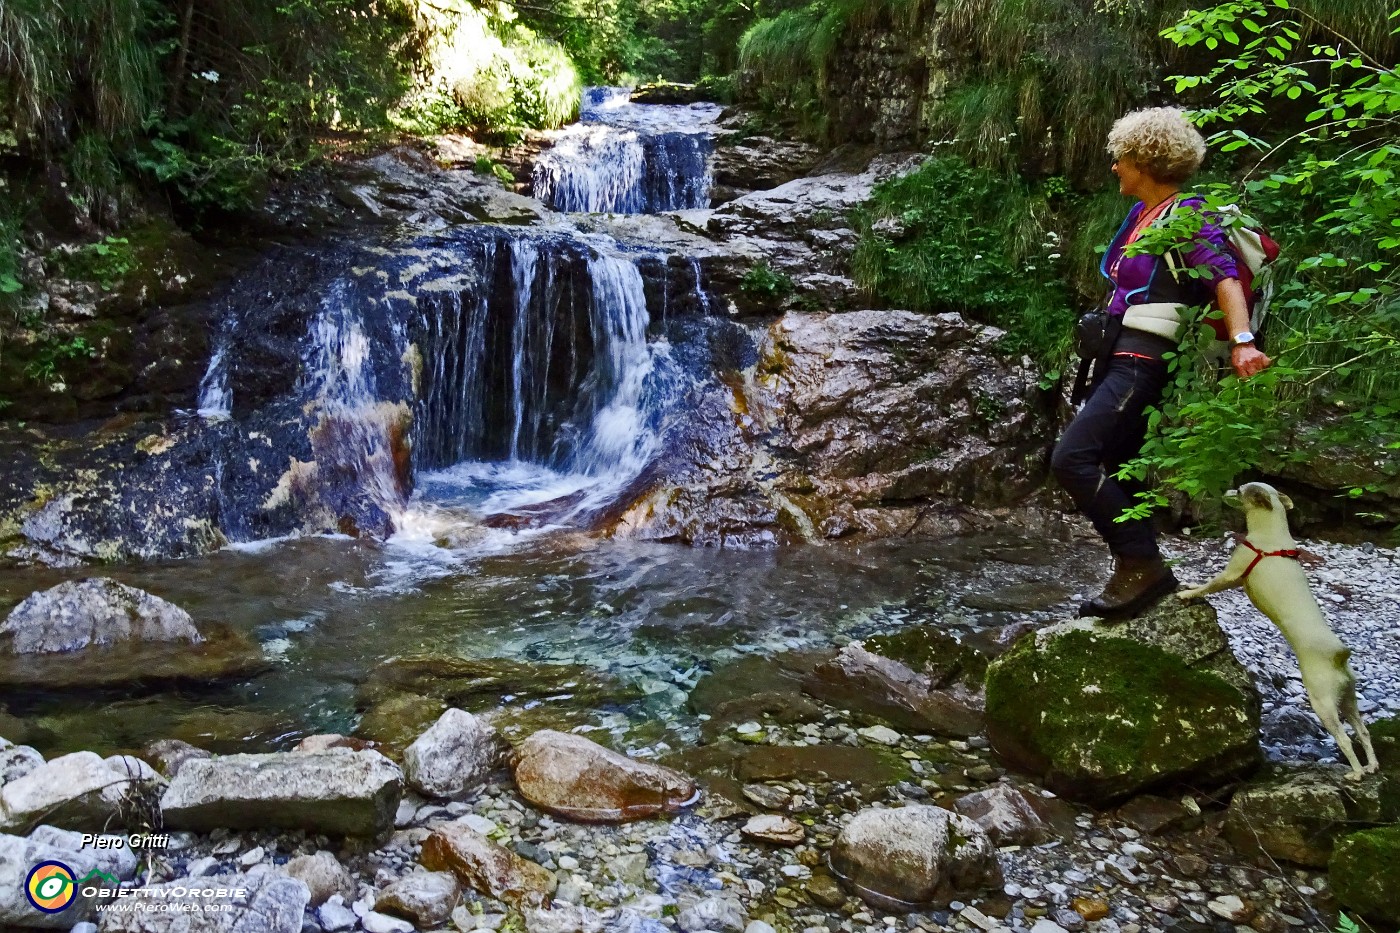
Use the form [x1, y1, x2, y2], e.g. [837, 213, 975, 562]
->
[1231, 343, 1272, 379]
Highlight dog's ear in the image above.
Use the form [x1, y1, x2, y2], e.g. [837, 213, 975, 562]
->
[1277, 492, 1294, 510]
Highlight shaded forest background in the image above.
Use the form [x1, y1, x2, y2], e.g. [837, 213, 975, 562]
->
[0, 0, 1397, 513]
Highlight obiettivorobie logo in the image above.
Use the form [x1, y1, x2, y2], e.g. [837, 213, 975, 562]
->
[25, 862, 119, 913]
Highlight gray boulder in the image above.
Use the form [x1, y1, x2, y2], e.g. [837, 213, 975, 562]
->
[282, 850, 356, 907]
[1, 578, 200, 653]
[0, 751, 163, 833]
[161, 748, 403, 836]
[829, 804, 1000, 909]
[375, 869, 462, 927]
[953, 784, 1069, 847]
[1, 831, 105, 927]
[403, 708, 501, 799]
[97, 870, 309, 932]
[803, 643, 985, 737]
[985, 599, 1261, 804]
[29, 826, 139, 880]
[144, 739, 212, 779]
[677, 896, 747, 933]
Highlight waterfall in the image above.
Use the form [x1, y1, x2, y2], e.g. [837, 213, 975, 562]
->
[196, 342, 232, 419]
[532, 87, 716, 214]
[413, 233, 663, 485]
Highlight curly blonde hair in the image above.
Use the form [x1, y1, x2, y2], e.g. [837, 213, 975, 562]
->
[1106, 107, 1206, 184]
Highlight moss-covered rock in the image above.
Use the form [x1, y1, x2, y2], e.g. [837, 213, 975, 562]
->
[985, 600, 1261, 804]
[1329, 825, 1400, 925]
[1224, 765, 1391, 867]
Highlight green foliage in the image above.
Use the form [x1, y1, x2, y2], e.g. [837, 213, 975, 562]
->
[736, 0, 934, 137]
[56, 236, 137, 291]
[473, 155, 515, 186]
[739, 262, 795, 301]
[1111, 0, 1400, 514]
[24, 333, 94, 381]
[852, 155, 1076, 365]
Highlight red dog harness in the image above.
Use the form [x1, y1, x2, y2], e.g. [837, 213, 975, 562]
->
[1232, 533, 1304, 580]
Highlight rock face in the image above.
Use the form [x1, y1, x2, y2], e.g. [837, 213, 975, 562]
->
[2, 578, 200, 652]
[97, 870, 310, 933]
[1, 831, 106, 927]
[985, 600, 1262, 804]
[513, 730, 699, 822]
[1330, 825, 1400, 925]
[160, 749, 403, 836]
[1225, 765, 1394, 867]
[614, 310, 1054, 547]
[829, 805, 1000, 909]
[0, 751, 163, 834]
[403, 708, 502, 799]
[421, 821, 555, 909]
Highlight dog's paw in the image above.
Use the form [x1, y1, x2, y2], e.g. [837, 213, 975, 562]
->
[1177, 587, 1205, 601]
[1344, 769, 1365, 782]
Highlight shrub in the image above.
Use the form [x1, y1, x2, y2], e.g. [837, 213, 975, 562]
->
[852, 155, 1076, 365]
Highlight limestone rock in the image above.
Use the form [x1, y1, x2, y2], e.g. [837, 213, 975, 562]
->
[282, 850, 356, 907]
[740, 814, 805, 846]
[0, 744, 44, 786]
[1226, 765, 1392, 867]
[828, 804, 1000, 909]
[97, 870, 310, 932]
[1, 578, 200, 653]
[0, 751, 161, 833]
[513, 730, 698, 821]
[376, 870, 462, 927]
[404, 708, 501, 799]
[421, 820, 555, 909]
[677, 896, 747, 933]
[161, 748, 403, 836]
[1330, 825, 1400, 925]
[29, 826, 139, 880]
[144, 738, 212, 778]
[1, 831, 106, 927]
[985, 599, 1261, 804]
[953, 784, 1057, 847]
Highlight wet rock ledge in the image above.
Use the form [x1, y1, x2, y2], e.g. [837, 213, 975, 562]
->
[3, 578, 1400, 931]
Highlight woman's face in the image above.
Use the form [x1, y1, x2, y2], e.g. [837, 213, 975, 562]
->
[1111, 154, 1150, 199]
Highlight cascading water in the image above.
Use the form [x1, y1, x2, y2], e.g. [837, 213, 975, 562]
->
[532, 86, 718, 214]
[409, 230, 673, 527]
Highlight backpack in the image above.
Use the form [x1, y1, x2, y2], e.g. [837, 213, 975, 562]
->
[1165, 201, 1281, 345]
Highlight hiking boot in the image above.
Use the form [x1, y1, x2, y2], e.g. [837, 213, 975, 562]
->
[1078, 554, 1178, 619]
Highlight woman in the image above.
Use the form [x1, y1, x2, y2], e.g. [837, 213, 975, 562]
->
[1052, 107, 1272, 618]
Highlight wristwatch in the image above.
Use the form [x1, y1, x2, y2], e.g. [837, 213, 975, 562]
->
[1230, 331, 1256, 348]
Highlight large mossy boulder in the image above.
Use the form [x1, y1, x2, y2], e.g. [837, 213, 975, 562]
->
[985, 599, 1261, 804]
[1329, 825, 1400, 926]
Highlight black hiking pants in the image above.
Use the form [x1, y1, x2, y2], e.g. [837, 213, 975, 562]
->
[1051, 354, 1171, 559]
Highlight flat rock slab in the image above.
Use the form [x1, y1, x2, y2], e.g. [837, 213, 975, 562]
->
[0, 625, 269, 690]
[161, 749, 403, 837]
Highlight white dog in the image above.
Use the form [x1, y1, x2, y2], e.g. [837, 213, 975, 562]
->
[1178, 481, 1379, 778]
